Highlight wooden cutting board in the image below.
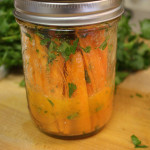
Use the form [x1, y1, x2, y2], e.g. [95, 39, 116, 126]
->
[0, 69, 150, 150]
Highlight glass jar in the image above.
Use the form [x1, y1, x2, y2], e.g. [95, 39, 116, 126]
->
[14, 0, 124, 139]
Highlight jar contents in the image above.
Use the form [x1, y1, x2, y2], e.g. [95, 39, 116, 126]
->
[20, 20, 117, 137]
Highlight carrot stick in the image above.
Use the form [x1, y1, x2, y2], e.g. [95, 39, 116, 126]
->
[63, 51, 91, 135]
[76, 27, 109, 130]
[76, 29, 107, 96]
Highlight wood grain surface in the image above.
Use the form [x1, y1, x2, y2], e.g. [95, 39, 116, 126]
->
[0, 69, 150, 150]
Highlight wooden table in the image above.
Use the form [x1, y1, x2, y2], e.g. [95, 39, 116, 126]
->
[0, 69, 150, 150]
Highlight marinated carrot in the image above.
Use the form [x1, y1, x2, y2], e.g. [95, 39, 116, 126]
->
[88, 87, 113, 130]
[64, 51, 91, 134]
[76, 29, 107, 96]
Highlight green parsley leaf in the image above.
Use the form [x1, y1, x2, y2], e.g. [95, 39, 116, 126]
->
[44, 110, 48, 114]
[25, 32, 32, 41]
[130, 95, 134, 98]
[40, 38, 50, 45]
[95, 106, 102, 112]
[136, 93, 143, 98]
[68, 83, 77, 98]
[131, 135, 148, 148]
[48, 99, 54, 107]
[48, 52, 57, 64]
[57, 39, 79, 61]
[67, 112, 79, 120]
[35, 32, 45, 39]
[140, 19, 150, 39]
[49, 41, 57, 52]
[99, 40, 107, 50]
[85, 70, 91, 83]
[82, 46, 91, 53]
[71, 38, 79, 54]
[19, 79, 25, 87]
[136, 145, 148, 148]
[36, 49, 39, 53]
[131, 135, 141, 146]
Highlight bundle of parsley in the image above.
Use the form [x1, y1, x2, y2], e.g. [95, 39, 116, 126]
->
[0, 0, 22, 69]
[116, 12, 150, 85]
[0, 0, 150, 85]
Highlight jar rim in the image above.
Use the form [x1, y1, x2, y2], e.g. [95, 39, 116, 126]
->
[14, 0, 124, 26]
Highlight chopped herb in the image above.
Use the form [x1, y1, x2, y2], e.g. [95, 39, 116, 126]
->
[40, 38, 50, 45]
[49, 41, 57, 52]
[136, 93, 143, 98]
[95, 106, 102, 112]
[108, 44, 113, 52]
[37, 107, 42, 113]
[44, 111, 48, 113]
[19, 79, 25, 87]
[130, 95, 134, 98]
[36, 49, 39, 53]
[136, 145, 148, 148]
[82, 46, 91, 53]
[25, 32, 32, 41]
[71, 38, 79, 54]
[68, 83, 77, 98]
[67, 112, 79, 120]
[99, 40, 107, 50]
[57, 39, 79, 61]
[48, 52, 57, 64]
[131, 135, 148, 148]
[48, 99, 54, 107]
[35, 32, 45, 39]
[55, 38, 59, 42]
[85, 70, 91, 83]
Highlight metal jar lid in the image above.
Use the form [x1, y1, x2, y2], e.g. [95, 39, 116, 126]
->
[14, 0, 124, 26]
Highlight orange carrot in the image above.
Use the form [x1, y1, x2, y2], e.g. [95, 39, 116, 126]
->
[76, 29, 107, 96]
[63, 51, 91, 135]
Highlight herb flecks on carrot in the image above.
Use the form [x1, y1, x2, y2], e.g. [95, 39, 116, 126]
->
[68, 83, 77, 98]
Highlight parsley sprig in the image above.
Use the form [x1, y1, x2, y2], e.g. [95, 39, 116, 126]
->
[131, 135, 148, 148]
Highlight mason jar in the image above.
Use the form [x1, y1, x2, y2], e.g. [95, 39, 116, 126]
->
[14, 0, 124, 139]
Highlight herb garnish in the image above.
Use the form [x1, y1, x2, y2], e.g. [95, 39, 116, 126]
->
[19, 79, 25, 87]
[67, 112, 79, 120]
[95, 106, 102, 112]
[25, 32, 32, 42]
[68, 83, 77, 98]
[136, 93, 143, 98]
[36, 49, 39, 53]
[49, 41, 57, 52]
[85, 70, 91, 83]
[130, 95, 134, 98]
[48, 99, 54, 107]
[48, 52, 57, 64]
[99, 40, 107, 50]
[44, 111, 48, 114]
[40, 38, 50, 45]
[35, 32, 45, 39]
[57, 39, 79, 61]
[131, 135, 148, 148]
[81, 46, 91, 53]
